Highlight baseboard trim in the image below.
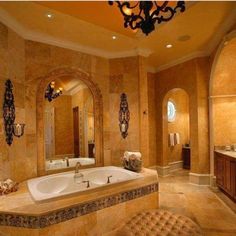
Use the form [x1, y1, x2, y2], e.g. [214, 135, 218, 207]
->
[189, 172, 211, 186]
[169, 161, 183, 172]
[152, 161, 183, 176]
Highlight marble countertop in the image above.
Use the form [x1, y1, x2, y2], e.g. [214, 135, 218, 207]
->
[0, 168, 158, 216]
[214, 150, 236, 159]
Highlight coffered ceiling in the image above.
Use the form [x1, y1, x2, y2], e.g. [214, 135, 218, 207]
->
[0, 1, 235, 71]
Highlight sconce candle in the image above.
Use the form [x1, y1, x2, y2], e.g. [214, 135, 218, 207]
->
[119, 93, 130, 139]
[13, 124, 25, 138]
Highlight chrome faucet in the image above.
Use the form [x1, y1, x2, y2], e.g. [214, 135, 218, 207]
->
[74, 162, 84, 184]
[75, 161, 82, 174]
[107, 175, 113, 184]
[64, 157, 69, 167]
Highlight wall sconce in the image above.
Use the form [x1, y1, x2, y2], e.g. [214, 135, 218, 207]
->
[45, 81, 63, 102]
[3, 80, 25, 145]
[119, 93, 130, 139]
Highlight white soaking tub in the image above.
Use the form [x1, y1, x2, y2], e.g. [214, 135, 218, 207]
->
[27, 166, 143, 202]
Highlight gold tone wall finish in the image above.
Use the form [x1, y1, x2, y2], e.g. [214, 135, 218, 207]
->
[155, 58, 210, 174]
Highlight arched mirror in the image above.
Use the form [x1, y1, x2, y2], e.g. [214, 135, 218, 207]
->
[44, 76, 95, 171]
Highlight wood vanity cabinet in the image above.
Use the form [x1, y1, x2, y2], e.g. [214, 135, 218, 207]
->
[214, 151, 236, 202]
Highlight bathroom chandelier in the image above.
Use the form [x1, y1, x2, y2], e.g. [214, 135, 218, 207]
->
[45, 81, 63, 102]
[108, 1, 186, 35]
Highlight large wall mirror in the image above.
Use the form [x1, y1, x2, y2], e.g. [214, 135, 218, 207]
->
[44, 76, 96, 171]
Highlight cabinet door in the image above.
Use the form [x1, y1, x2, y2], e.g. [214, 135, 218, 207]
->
[225, 159, 231, 194]
[215, 155, 225, 188]
[230, 161, 236, 201]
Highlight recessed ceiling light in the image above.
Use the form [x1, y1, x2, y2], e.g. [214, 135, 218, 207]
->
[46, 13, 53, 18]
[112, 36, 117, 40]
[166, 44, 173, 49]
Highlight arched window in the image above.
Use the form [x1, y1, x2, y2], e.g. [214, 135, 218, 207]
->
[167, 101, 176, 122]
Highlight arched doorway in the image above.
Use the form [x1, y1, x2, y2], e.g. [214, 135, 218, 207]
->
[161, 88, 191, 175]
[36, 67, 104, 176]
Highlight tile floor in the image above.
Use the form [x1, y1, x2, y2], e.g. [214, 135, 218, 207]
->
[159, 169, 236, 236]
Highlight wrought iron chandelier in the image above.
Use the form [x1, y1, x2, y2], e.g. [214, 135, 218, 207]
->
[108, 1, 186, 35]
[45, 81, 63, 102]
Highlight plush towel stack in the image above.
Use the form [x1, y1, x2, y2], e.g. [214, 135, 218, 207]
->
[123, 151, 142, 161]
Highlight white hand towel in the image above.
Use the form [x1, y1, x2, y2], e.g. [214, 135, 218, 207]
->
[174, 133, 180, 145]
[169, 133, 175, 146]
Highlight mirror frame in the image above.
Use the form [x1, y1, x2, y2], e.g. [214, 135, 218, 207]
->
[36, 67, 104, 176]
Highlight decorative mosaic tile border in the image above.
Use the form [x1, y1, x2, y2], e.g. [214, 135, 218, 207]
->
[0, 183, 158, 229]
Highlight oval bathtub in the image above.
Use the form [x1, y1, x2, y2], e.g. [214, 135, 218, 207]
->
[27, 166, 143, 202]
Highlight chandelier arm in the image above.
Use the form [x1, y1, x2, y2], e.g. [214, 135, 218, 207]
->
[151, 1, 168, 18]
[154, 1, 169, 11]
[152, 1, 185, 23]
[108, 1, 185, 35]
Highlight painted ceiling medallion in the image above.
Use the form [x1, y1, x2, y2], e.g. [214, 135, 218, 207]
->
[108, 1, 186, 35]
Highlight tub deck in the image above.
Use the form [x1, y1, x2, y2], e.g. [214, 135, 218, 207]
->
[0, 168, 158, 231]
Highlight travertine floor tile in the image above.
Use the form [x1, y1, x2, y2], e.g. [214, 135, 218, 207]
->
[158, 169, 236, 236]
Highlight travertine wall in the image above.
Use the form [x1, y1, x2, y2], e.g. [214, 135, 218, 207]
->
[155, 58, 210, 174]
[0, 23, 38, 182]
[212, 37, 236, 146]
[213, 97, 236, 145]
[0, 22, 154, 182]
[108, 57, 141, 166]
[167, 89, 190, 163]
[147, 73, 157, 167]
[0, 20, 217, 181]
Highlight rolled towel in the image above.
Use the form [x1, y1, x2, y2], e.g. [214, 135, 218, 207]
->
[169, 133, 175, 146]
[124, 151, 142, 161]
[174, 133, 180, 145]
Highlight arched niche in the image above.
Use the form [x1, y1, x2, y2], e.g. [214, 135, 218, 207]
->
[36, 67, 104, 176]
[162, 88, 191, 170]
[209, 30, 236, 179]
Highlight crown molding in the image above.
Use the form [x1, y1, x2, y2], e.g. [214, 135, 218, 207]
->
[0, 7, 152, 59]
[155, 51, 209, 73]
[154, 7, 236, 73]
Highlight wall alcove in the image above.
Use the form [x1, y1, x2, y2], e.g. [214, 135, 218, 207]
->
[36, 67, 104, 176]
[209, 30, 236, 180]
[162, 88, 190, 173]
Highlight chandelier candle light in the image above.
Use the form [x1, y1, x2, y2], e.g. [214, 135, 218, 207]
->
[108, 1, 186, 35]
[45, 81, 63, 102]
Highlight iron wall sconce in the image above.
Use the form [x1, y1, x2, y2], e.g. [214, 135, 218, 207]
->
[45, 81, 63, 102]
[119, 93, 130, 139]
[3, 80, 25, 145]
